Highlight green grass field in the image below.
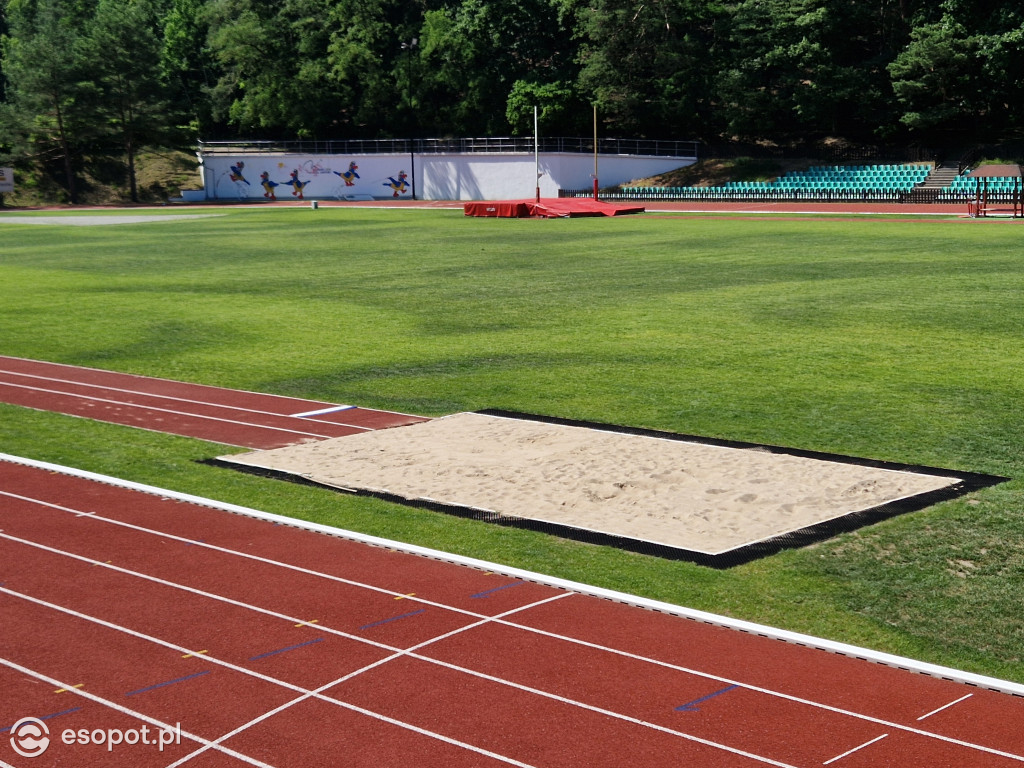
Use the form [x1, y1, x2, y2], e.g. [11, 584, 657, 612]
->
[2, 206, 1022, 683]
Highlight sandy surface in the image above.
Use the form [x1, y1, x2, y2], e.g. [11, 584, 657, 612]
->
[220, 412, 961, 555]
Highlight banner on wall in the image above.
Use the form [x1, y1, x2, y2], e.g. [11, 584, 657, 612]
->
[206, 155, 414, 201]
[0, 168, 14, 193]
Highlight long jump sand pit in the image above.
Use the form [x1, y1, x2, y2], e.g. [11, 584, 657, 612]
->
[217, 411, 1002, 566]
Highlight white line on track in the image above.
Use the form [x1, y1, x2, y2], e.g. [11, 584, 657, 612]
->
[917, 693, 974, 721]
[3, 493, 1024, 764]
[0, 657, 276, 767]
[0, 379, 336, 441]
[165, 596, 568, 768]
[0, 354, 427, 421]
[0, 367, 372, 431]
[0, 583, 801, 768]
[0, 586, 539, 767]
[822, 733, 888, 765]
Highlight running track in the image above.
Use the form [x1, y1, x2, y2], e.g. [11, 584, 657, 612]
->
[2, 455, 1024, 767]
[0, 356, 427, 449]
[2, 359, 1024, 766]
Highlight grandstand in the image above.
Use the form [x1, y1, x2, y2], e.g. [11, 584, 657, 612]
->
[562, 162, 1024, 212]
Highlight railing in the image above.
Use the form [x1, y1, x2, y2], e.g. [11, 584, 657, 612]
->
[198, 137, 700, 158]
[560, 188, 911, 203]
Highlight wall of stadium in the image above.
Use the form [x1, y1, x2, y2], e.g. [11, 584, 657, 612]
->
[196, 151, 696, 202]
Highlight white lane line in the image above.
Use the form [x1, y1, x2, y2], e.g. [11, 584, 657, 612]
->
[8, 450, 1020, 703]
[0, 657, 275, 768]
[0, 490, 493, 620]
[1, 583, 799, 768]
[0, 586, 537, 767]
[0, 365, 401, 429]
[0, 355, 334, 406]
[823, 733, 888, 765]
[4, 488, 1024, 763]
[166, 597, 568, 768]
[0, 380, 335, 440]
[291, 405, 356, 418]
[917, 693, 974, 721]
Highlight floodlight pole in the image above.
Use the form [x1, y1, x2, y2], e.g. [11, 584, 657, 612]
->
[593, 105, 599, 201]
[534, 106, 541, 203]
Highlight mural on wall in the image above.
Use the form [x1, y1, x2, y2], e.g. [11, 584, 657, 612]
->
[201, 150, 696, 201]
[210, 156, 413, 200]
[284, 169, 310, 199]
[229, 162, 250, 185]
[259, 171, 278, 200]
[335, 161, 360, 186]
[383, 171, 409, 197]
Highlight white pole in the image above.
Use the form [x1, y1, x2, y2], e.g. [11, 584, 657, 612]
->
[593, 105, 599, 200]
[534, 106, 540, 202]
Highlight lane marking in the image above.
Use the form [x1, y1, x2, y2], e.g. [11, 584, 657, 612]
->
[291, 405, 356, 418]
[6, 578, 1018, 768]
[0, 369, 374, 430]
[360, 609, 426, 631]
[395, 593, 416, 600]
[4, 487, 1024, 763]
[0, 356, 426, 422]
[917, 693, 974, 721]
[249, 638, 323, 661]
[0, 586, 544, 768]
[0, 657, 275, 767]
[823, 733, 888, 765]
[675, 685, 739, 712]
[182, 650, 208, 659]
[0, 380, 336, 440]
[0, 489, 493, 621]
[125, 670, 210, 696]
[294, 619, 319, 628]
[54, 683, 84, 693]
[471, 582, 524, 599]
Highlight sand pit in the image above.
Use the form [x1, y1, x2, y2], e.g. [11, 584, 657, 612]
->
[218, 411, 975, 563]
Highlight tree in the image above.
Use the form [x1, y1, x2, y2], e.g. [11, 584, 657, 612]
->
[716, 0, 904, 143]
[573, 0, 722, 139]
[161, 0, 216, 136]
[204, 0, 347, 137]
[86, 0, 173, 201]
[0, 0, 99, 202]
[888, 18, 982, 140]
[417, 0, 581, 136]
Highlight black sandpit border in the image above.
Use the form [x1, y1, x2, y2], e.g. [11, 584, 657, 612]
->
[206, 409, 1008, 569]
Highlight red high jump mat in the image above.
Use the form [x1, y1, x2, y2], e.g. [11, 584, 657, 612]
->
[463, 198, 645, 218]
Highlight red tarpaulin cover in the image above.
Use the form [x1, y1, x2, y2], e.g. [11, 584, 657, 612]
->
[463, 198, 645, 218]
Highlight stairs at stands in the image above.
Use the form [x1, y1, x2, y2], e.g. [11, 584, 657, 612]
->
[901, 161, 961, 203]
[921, 161, 961, 189]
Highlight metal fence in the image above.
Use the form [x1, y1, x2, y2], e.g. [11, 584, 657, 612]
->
[560, 188, 1011, 205]
[560, 188, 911, 203]
[198, 137, 699, 158]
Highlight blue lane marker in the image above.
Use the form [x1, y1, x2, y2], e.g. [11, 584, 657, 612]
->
[675, 684, 739, 712]
[249, 637, 324, 661]
[1, 707, 81, 733]
[183, 539, 205, 547]
[470, 582, 523, 599]
[125, 670, 210, 697]
[359, 608, 426, 631]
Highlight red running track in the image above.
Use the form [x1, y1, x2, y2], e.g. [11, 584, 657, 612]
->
[2, 454, 1024, 767]
[0, 356, 427, 449]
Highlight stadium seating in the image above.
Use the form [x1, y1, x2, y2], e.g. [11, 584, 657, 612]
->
[600, 163, 935, 202]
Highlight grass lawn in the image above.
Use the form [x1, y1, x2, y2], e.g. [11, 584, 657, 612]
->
[1, 206, 1022, 683]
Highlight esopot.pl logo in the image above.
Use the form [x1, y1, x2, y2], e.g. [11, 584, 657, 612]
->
[9, 717, 50, 758]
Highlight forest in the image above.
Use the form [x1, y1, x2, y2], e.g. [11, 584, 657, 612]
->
[2, 0, 1024, 202]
